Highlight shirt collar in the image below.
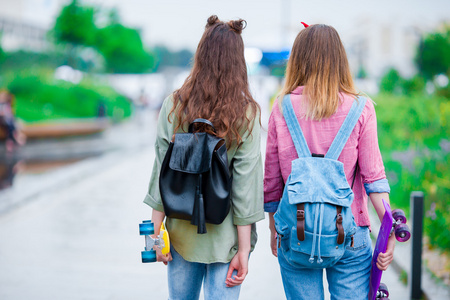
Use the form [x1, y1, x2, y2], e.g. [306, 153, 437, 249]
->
[291, 86, 305, 95]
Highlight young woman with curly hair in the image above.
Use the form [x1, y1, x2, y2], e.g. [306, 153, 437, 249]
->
[144, 15, 263, 299]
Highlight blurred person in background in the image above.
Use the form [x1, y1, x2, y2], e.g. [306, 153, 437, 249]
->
[143, 15, 264, 299]
[0, 90, 26, 152]
[264, 23, 394, 299]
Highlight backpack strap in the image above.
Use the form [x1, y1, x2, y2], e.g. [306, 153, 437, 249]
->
[188, 118, 216, 133]
[325, 96, 367, 160]
[281, 94, 311, 157]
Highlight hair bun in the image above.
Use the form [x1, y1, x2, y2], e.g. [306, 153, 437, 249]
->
[228, 19, 246, 34]
[207, 15, 220, 27]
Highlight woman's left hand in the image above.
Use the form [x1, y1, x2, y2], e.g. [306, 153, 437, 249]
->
[376, 233, 396, 270]
[225, 250, 249, 288]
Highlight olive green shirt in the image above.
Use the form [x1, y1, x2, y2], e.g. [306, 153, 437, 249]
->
[144, 95, 264, 263]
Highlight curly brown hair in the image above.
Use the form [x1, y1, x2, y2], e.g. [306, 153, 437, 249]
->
[170, 15, 260, 147]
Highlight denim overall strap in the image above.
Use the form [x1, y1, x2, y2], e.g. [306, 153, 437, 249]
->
[282, 94, 311, 157]
[325, 96, 367, 160]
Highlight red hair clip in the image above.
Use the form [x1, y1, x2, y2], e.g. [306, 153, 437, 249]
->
[301, 22, 309, 28]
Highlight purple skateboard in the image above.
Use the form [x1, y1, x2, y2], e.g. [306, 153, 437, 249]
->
[369, 199, 411, 300]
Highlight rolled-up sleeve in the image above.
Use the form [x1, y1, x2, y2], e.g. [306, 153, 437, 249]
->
[358, 101, 390, 194]
[143, 96, 173, 212]
[231, 114, 265, 225]
[263, 102, 284, 212]
[364, 179, 390, 194]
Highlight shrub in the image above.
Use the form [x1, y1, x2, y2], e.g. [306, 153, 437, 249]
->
[6, 70, 132, 122]
[374, 93, 450, 252]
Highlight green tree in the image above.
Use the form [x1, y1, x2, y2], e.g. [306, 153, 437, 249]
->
[416, 25, 450, 79]
[52, 0, 97, 47]
[51, 0, 97, 69]
[95, 24, 155, 73]
[379, 68, 402, 94]
[51, 1, 155, 73]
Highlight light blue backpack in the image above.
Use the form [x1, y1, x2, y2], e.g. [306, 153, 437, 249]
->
[274, 94, 367, 268]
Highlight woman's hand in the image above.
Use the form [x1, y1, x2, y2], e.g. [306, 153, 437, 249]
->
[269, 213, 278, 257]
[150, 209, 171, 265]
[225, 250, 249, 288]
[153, 246, 172, 265]
[376, 233, 395, 271]
[369, 193, 396, 271]
[270, 229, 278, 257]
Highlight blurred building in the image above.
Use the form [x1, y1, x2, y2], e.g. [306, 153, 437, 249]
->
[0, 0, 64, 51]
[0, 17, 48, 51]
[344, 18, 425, 80]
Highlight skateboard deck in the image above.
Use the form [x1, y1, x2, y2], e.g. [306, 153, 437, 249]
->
[139, 220, 170, 263]
[369, 199, 410, 300]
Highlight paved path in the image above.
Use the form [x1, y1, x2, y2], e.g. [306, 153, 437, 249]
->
[0, 111, 410, 299]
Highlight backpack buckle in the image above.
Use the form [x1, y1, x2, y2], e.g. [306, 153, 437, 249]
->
[336, 207, 345, 244]
[296, 204, 305, 241]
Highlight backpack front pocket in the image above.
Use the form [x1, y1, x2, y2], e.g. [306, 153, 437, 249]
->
[287, 228, 348, 269]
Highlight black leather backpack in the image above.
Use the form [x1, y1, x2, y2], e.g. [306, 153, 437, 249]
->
[159, 118, 232, 234]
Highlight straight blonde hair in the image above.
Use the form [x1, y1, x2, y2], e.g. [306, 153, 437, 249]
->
[280, 24, 358, 120]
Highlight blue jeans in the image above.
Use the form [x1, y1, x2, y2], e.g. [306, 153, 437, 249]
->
[167, 247, 241, 300]
[278, 226, 372, 300]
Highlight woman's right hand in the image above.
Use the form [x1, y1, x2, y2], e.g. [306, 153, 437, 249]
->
[150, 210, 171, 264]
[153, 241, 172, 265]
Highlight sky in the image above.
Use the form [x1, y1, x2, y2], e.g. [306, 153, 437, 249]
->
[1, 0, 449, 52]
[85, 0, 450, 51]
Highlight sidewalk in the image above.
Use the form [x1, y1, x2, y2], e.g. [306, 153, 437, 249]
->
[0, 145, 284, 299]
[0, 111, 417, 300]
[0, 147, 410, 300]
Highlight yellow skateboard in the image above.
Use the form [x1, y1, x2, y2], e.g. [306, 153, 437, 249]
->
[139, 220, 170, 263]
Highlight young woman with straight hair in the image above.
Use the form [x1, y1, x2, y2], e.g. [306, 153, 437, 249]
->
[264, 23, 394, 299]
[144, 15, 264, 300]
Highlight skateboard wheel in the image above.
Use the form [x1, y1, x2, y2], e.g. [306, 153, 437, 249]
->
[392, 209, 407, 224]
[378, 283, 389, 297]
[394, 223, 411, 242]
[139, 221, 155, 236]
[141, 250, 157, 263]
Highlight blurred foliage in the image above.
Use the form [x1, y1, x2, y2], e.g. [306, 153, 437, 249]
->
[376, 25, 450, 252]
[0, 45, 5, 65]
[52, 0, 97, 47]
[0, 50, 66, 72]
[415, 25, 450, 79]
[380, 68, 427, 96]
[50, 0, 156, 73]
[356, 65, 368, 79]
[379, 68, 402, 94]
[375, 93, 450, 252]
[153, 45, 193, 70]
[436, 81, 450, 98]
[401, 75, 426, 96]
[270, 65, 287, 77]
[2, 69, 132, 122]
[96, 24, 155, 73]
